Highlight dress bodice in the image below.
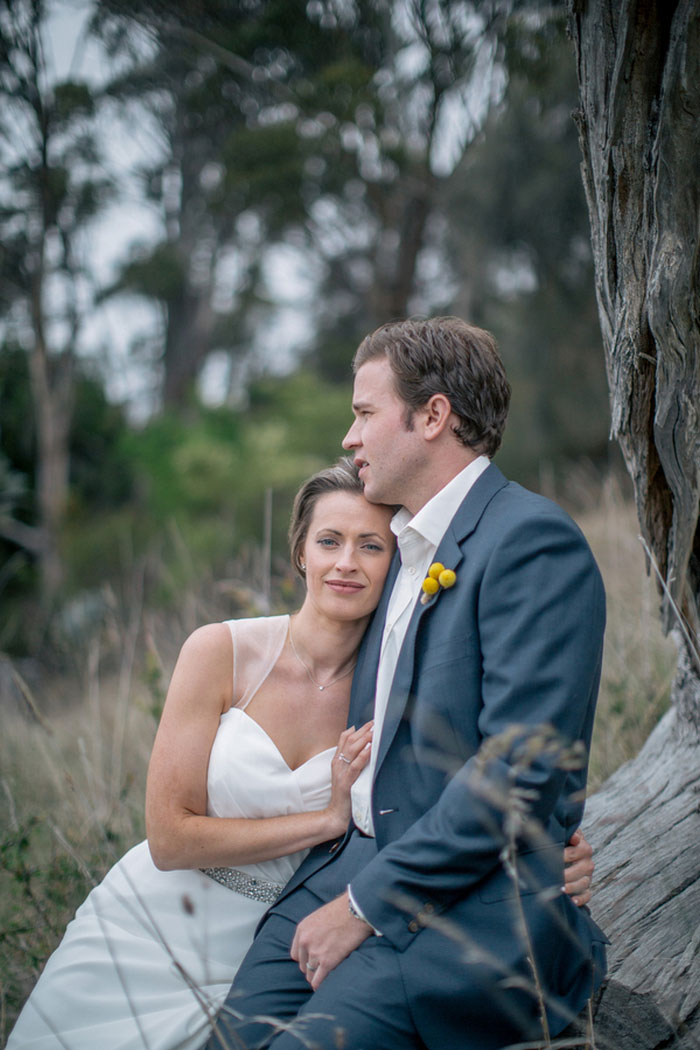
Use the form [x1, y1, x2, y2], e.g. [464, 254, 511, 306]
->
[206, 705, 334, 887]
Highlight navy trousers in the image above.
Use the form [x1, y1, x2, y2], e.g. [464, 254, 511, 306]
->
[205, 831, 426, 1050]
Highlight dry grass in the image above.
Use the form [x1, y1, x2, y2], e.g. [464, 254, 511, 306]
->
[0, 478, 678, 1042]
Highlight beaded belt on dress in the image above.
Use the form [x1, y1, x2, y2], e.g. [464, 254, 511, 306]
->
[200, 866, 284, 903]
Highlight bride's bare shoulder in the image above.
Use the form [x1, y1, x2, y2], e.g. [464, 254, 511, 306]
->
[174, 622, 233, 675]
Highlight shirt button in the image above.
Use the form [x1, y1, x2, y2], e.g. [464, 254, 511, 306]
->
[408, 567, 416, 575]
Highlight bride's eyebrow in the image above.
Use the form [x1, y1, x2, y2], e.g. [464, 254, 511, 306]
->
[315, 528, 385, 540]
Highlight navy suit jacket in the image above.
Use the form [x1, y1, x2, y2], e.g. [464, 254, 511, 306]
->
[278, 464, 607, 1045]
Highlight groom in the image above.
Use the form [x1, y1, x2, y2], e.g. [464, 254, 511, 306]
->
[207, 317, 608, 1049]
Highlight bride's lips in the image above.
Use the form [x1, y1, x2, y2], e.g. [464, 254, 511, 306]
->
[325, 580, 365, 594]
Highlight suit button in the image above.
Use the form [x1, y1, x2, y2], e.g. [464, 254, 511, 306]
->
[407, 919, 419, 933]
[421, 902, 435, 916]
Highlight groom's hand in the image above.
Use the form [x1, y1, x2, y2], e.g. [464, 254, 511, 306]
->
[290, 890, 371, 990]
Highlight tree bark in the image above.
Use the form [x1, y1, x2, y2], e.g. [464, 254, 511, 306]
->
[28, 289, 73, 607]
[567, 0, 700, 1044]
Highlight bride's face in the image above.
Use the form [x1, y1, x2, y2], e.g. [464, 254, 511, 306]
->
[301, 491, 395, 623]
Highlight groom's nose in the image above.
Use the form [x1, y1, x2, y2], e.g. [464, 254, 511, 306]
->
[342, 419, 359, 448]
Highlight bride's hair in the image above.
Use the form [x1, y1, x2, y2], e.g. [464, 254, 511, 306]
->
[288, 457, 363, 579]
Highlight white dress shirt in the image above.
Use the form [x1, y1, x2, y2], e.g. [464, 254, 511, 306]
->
[350, 455, 490, 836]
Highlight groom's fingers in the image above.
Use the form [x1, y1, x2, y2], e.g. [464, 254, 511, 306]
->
[290, 926, 307, 975]
[288, 894, 371, 988]
[309, 962, 329, 990]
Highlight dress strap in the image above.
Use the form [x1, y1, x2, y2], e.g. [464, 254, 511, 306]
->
[224, 614, 289, 710]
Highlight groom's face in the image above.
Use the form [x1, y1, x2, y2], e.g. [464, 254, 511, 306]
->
[343, 356, 425, 509]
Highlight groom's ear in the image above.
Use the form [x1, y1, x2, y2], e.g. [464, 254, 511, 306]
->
[422, 393, 454, 441]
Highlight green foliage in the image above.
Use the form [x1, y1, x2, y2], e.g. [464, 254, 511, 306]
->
[110, 243, 188, 301]
[52, 80, 96, 122]
[120, 409, 240, 519]
[0, 345, 34, 480]
[223, 122, 306, 220]
[115, 371, 352, 573]
[69, 376, 136, 510]
[0, 345, 137, 515]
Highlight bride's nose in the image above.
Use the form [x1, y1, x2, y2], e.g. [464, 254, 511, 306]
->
[335, 543, 358, 572]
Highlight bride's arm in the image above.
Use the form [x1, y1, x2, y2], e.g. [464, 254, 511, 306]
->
[145, 623, 369, 871]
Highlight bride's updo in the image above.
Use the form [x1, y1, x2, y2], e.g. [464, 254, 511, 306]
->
[288, 458, 363, 580]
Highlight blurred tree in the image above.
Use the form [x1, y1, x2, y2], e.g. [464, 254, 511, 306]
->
[90, 1, 524, 398]
[565, 1, 700, 1045]
[91, 0, 324, 409]
[0, 0, 112, 612]
[297, 0, 517, 379]
[442, 10, 609, 479]
[0, 342, 136, 644]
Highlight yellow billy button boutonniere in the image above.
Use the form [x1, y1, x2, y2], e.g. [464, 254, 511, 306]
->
[420, 562, 457, 604]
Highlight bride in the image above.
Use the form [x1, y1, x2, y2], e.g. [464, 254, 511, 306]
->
[8, 459, 594, 1050]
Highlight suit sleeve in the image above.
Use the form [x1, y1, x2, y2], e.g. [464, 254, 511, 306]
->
[348, 510, 606, 950]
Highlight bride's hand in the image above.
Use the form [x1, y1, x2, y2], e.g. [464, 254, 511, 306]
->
[563, 829, 594, 906]
[325, 722, 373, 836]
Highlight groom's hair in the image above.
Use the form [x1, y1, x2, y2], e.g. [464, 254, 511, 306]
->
[352, 316, 511, 457]
[288, 457, 364, 579]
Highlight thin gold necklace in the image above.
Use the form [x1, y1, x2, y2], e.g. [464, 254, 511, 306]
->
[288, 620, 357, 691]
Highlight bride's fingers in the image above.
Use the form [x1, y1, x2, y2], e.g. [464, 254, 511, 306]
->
[563, 857, 594, 885]
[336, 723, 373, 760]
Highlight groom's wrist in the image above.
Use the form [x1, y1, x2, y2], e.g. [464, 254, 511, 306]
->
[347, 886, 382, 936]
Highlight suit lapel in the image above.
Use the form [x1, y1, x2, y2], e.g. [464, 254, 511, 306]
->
[373, 463, 509, 776]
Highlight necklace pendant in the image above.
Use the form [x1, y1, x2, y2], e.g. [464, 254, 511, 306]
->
[318, 684, 325, 691]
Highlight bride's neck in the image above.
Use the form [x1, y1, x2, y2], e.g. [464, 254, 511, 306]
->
[290, 606, 366, 674]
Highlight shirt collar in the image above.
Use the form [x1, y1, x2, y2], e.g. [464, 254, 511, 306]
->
[391, 455, 490, 548]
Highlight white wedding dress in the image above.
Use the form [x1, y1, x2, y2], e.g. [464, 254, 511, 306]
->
[9, 615, 334, 1050]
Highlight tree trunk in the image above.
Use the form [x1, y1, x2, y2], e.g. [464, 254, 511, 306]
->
[567, 1, 700, 1044]
[28, 271, 73, 611]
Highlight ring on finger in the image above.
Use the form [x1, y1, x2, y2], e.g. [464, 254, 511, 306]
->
[306, 962, 319, 972]
[338, 753, 351, 764]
